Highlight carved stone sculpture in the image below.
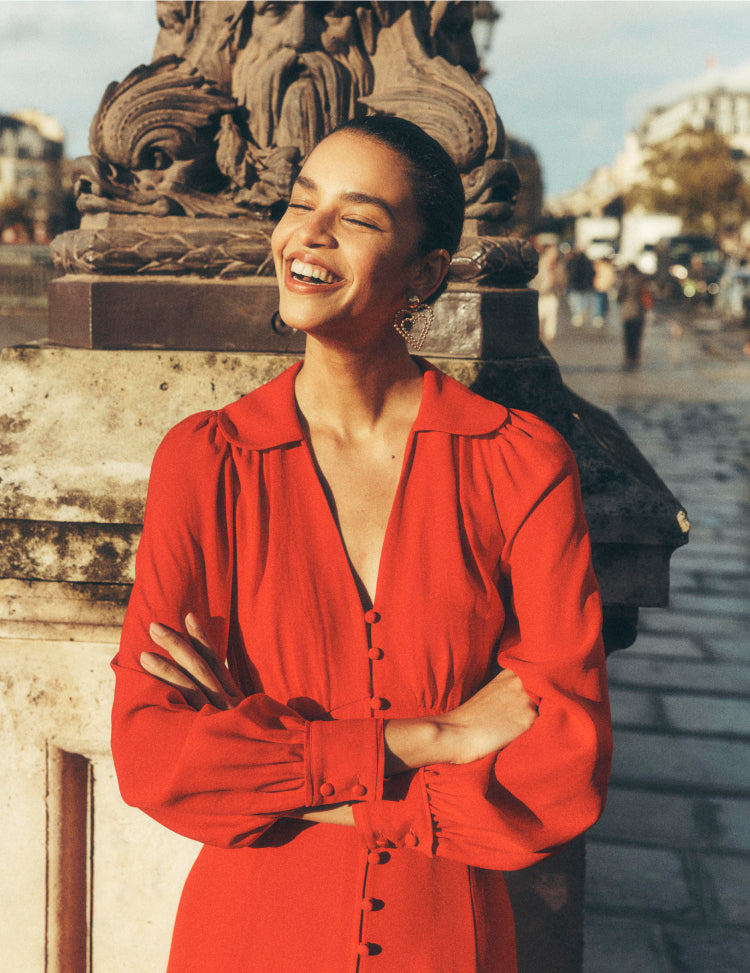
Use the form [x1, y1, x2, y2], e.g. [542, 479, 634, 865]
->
[51, 1, 533, 285]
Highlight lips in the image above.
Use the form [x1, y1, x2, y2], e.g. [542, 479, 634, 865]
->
[289, 257, 342, 285]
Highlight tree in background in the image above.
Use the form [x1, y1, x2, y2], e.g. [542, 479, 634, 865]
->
[625, 127, 750, 241]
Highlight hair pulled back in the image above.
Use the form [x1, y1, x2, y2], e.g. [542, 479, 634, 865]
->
[331, 114, 465, 258]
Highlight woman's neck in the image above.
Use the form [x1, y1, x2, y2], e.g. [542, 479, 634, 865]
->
[294, 336, 424, 439]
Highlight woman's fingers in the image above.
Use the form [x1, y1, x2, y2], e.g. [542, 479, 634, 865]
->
[140, 650, 208, 710]
[145, 616, 243, 710]
[184, 613, 243, 701]
[149, 621, 226, 698]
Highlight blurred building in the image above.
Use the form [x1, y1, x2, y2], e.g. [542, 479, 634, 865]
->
[547, 81, 750, 220]
[0, 109, 65, 243]
[504, 135, 543, 237]
[638, 88, 750, 154]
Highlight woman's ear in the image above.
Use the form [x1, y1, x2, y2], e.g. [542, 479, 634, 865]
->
[411, 249, 451, 302]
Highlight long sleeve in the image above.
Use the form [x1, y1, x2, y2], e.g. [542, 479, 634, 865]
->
[111, 412, 385, 848]
[353, 426, 612, 871]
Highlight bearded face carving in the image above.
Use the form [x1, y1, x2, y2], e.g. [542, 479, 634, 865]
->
[232, 2, 373, 158]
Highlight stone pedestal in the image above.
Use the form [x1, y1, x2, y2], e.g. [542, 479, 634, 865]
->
[0, 339, 687, 969]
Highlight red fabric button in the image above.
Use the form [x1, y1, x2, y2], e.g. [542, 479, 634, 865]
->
[367, 851, 383, 865]
[357, 942, 373, 957]
[368, 647, 384, 660]
[403, 833, 418, 848]
[370, 697, 386, 711]
[362, 897, 376, 912]
[319, 782, 335, 797]
[375, 836, 390, 847]
[352, 783, 367, 797]
[364, 609, 380, 624]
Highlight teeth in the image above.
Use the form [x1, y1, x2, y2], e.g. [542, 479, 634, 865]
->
[290, 259, 339, 284]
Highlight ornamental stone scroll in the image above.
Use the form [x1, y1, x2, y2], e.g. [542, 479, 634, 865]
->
[50, 1, 534, 287]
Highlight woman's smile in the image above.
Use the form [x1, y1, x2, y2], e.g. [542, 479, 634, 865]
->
[289, 257, 342, 285]
[284, 253, 345, 295]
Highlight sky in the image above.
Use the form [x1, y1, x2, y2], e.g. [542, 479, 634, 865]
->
[2, 1, 750, 198]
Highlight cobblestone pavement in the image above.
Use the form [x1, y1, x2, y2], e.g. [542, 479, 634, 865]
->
[551, 303, 750, 973]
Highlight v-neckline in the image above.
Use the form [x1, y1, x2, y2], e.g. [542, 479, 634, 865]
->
[302, 426, 418, 611]
[295, 372, 426, 612]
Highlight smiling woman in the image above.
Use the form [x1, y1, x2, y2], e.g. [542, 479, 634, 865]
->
[110, 114, 611, 972]
[272, 136, 443, 350]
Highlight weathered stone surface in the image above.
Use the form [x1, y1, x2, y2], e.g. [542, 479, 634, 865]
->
[0, 345, 299, 525]
[0, 579, 196, 972]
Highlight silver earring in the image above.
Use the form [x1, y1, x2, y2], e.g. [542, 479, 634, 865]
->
[393, 295, 433, 351]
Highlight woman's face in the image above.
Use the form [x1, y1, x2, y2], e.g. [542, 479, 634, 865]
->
[271, 131, 445, 347]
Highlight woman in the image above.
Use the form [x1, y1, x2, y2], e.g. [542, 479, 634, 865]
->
[617, 263, 651, 370]
[111, 115, 611, 972]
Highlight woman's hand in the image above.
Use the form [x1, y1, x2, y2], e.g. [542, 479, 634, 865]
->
[141, 613, 244, 711]
[438, 668, 539, 763]
[384, 669, 538, 773]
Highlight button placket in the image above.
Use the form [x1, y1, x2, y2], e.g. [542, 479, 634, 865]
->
[365, 607, 388, 713]
[360, 849, 386, 963]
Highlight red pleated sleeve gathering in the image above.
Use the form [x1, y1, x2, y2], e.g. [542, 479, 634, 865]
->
[111, 361, 611, 973]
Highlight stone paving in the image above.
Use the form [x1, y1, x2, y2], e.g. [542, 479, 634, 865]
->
[551, 303, 750, 973]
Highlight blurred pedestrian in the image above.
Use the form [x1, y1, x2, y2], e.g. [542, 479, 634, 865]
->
[567, 249, 595, 327]
[617, 263, 652, 369]
[533, 243, 565, 342]
[592, 257, 616, 328]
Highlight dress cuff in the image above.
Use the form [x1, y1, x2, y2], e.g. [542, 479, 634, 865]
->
[306, 718, 385, 807]
[351, 768, 434, 855]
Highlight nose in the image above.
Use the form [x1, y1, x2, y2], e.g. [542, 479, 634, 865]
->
[294, 208, 335, 248]
[284, 4, 323, 52]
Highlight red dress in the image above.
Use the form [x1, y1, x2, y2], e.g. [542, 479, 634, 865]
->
[111, 360, 611, 972]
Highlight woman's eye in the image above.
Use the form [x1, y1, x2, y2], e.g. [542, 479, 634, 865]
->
[344, 216, 378, 229]
[288, 202, 312, 212]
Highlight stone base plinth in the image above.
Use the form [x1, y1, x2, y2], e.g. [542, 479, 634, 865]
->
[48, 275, 540, 360]
[0, 346, 686, 604]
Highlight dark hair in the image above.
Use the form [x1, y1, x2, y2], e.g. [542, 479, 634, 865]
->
[331, 114, 465, 258]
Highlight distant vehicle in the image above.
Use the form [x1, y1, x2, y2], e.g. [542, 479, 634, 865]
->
[654, 234, 723, 302]
[634, 243, 657, 276]
[575, 216, 619, 260]
[619, 212, 682, 268]
[715, 264, 750, 325]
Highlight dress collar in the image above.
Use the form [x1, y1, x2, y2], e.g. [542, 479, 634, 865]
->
[217, 359, 508, 450]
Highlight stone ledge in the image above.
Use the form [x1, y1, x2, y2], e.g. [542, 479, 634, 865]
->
[48, 275, 540, 360]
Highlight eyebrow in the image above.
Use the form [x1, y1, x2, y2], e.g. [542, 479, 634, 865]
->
[293, 174, 396, 222]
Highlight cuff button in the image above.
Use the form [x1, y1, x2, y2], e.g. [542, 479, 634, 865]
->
[403, 833, 418, 847]
[319, 782, 335, 798]
[352, 783, 367, 797]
